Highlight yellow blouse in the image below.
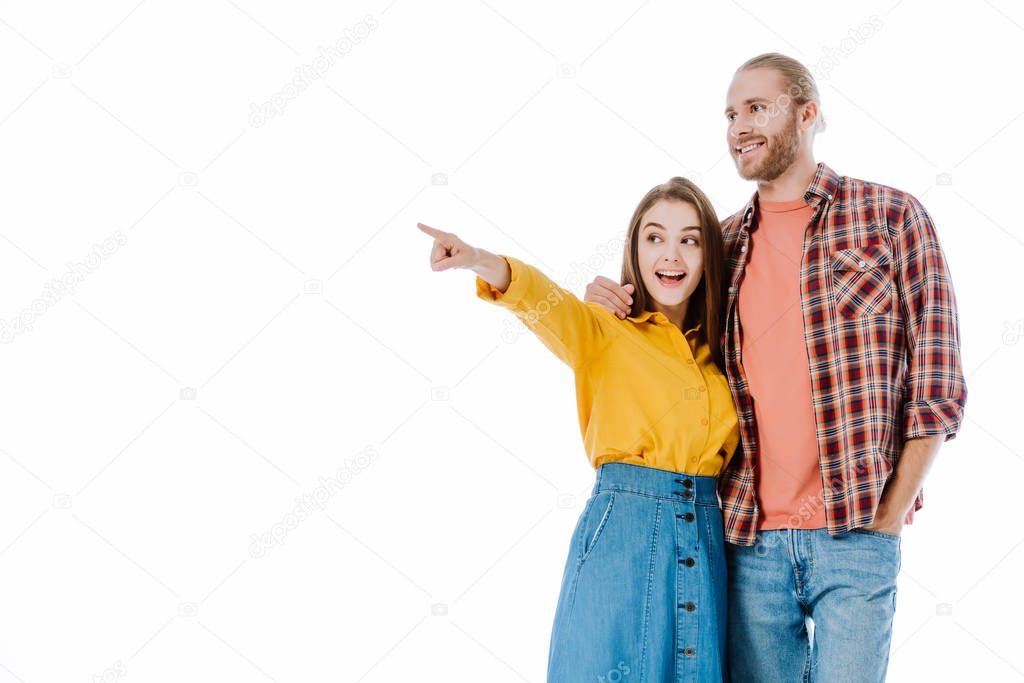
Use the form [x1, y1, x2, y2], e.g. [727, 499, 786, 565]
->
[475, 254, 739, 476]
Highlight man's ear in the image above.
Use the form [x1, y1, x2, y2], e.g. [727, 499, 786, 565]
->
[801, 100, 822, 133]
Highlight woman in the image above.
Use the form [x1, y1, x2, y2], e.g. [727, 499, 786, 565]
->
[417, 177, 739, 682]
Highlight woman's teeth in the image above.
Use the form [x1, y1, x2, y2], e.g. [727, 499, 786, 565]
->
[656, 270, 686, 287]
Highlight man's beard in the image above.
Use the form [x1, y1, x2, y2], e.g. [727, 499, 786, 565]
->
[737, 113, 800, 182]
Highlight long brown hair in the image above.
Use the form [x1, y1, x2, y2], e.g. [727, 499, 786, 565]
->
[620, 177, 726, 369]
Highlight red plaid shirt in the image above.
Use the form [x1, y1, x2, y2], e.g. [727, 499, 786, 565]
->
[718, 162, 967, 546]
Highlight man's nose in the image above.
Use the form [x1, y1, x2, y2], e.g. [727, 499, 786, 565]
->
[730, 118, 753, 140]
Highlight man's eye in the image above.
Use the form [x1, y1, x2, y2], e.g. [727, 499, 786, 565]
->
[726, 113, 736, 121]
[751, 103, 763, 112]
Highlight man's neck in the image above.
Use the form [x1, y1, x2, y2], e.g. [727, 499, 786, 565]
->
[756, 154, 818, 203]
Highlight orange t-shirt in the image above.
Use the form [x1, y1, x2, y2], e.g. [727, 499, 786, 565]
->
[737, 197, 827, 530]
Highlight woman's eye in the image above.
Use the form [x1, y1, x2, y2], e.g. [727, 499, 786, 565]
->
[683, 237, 699, 246]
[647, 234, 661, 242]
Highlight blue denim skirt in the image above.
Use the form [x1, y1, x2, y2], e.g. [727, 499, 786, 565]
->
[547, 462, 728, 682]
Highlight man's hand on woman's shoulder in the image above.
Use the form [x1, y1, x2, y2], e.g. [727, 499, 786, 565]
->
[584, 276, 634, 319]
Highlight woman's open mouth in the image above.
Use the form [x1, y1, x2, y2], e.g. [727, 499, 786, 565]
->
[655, 270, 687, 288]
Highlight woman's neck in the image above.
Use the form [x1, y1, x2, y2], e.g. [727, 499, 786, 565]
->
[652, 300, 688, 330]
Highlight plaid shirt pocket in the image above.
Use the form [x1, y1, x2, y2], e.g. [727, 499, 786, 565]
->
[830, 243, 893, 317]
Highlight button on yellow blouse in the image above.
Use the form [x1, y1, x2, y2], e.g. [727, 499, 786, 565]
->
[475, 255, 739, 476]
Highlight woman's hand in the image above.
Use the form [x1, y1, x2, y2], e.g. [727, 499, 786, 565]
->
[417, 222, 512, 292]
[417, 223, 479, 271]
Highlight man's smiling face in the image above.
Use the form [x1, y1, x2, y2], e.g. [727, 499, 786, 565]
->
[724, 67, 802, 182]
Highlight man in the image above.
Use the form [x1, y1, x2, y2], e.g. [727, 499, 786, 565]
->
[583, 53, 966, 682]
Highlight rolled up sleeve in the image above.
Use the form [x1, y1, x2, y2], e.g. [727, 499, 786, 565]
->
[895, 196, 967, 441]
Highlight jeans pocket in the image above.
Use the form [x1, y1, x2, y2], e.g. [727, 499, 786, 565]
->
[701, 503, 726, 594]
[851, 527, 901, 542]
[575, 491, 617, 565]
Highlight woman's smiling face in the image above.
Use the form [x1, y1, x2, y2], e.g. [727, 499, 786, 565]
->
[636, 199, 704, 322]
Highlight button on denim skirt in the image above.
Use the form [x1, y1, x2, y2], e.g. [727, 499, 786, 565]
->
[546, 462, 728, 682]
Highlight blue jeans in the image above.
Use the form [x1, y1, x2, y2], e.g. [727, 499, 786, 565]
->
[547, 462, 729, 682]
[725, 528, 901, 682]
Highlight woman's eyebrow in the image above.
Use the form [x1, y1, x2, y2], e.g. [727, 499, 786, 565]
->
[642, 223, 702, 232]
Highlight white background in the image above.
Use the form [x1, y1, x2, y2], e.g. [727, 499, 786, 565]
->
[0, 1, 1021, 681]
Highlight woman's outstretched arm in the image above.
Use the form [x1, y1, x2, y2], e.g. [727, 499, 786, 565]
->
[417, 222, 510, 291]
[417, 222, 610, 369]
